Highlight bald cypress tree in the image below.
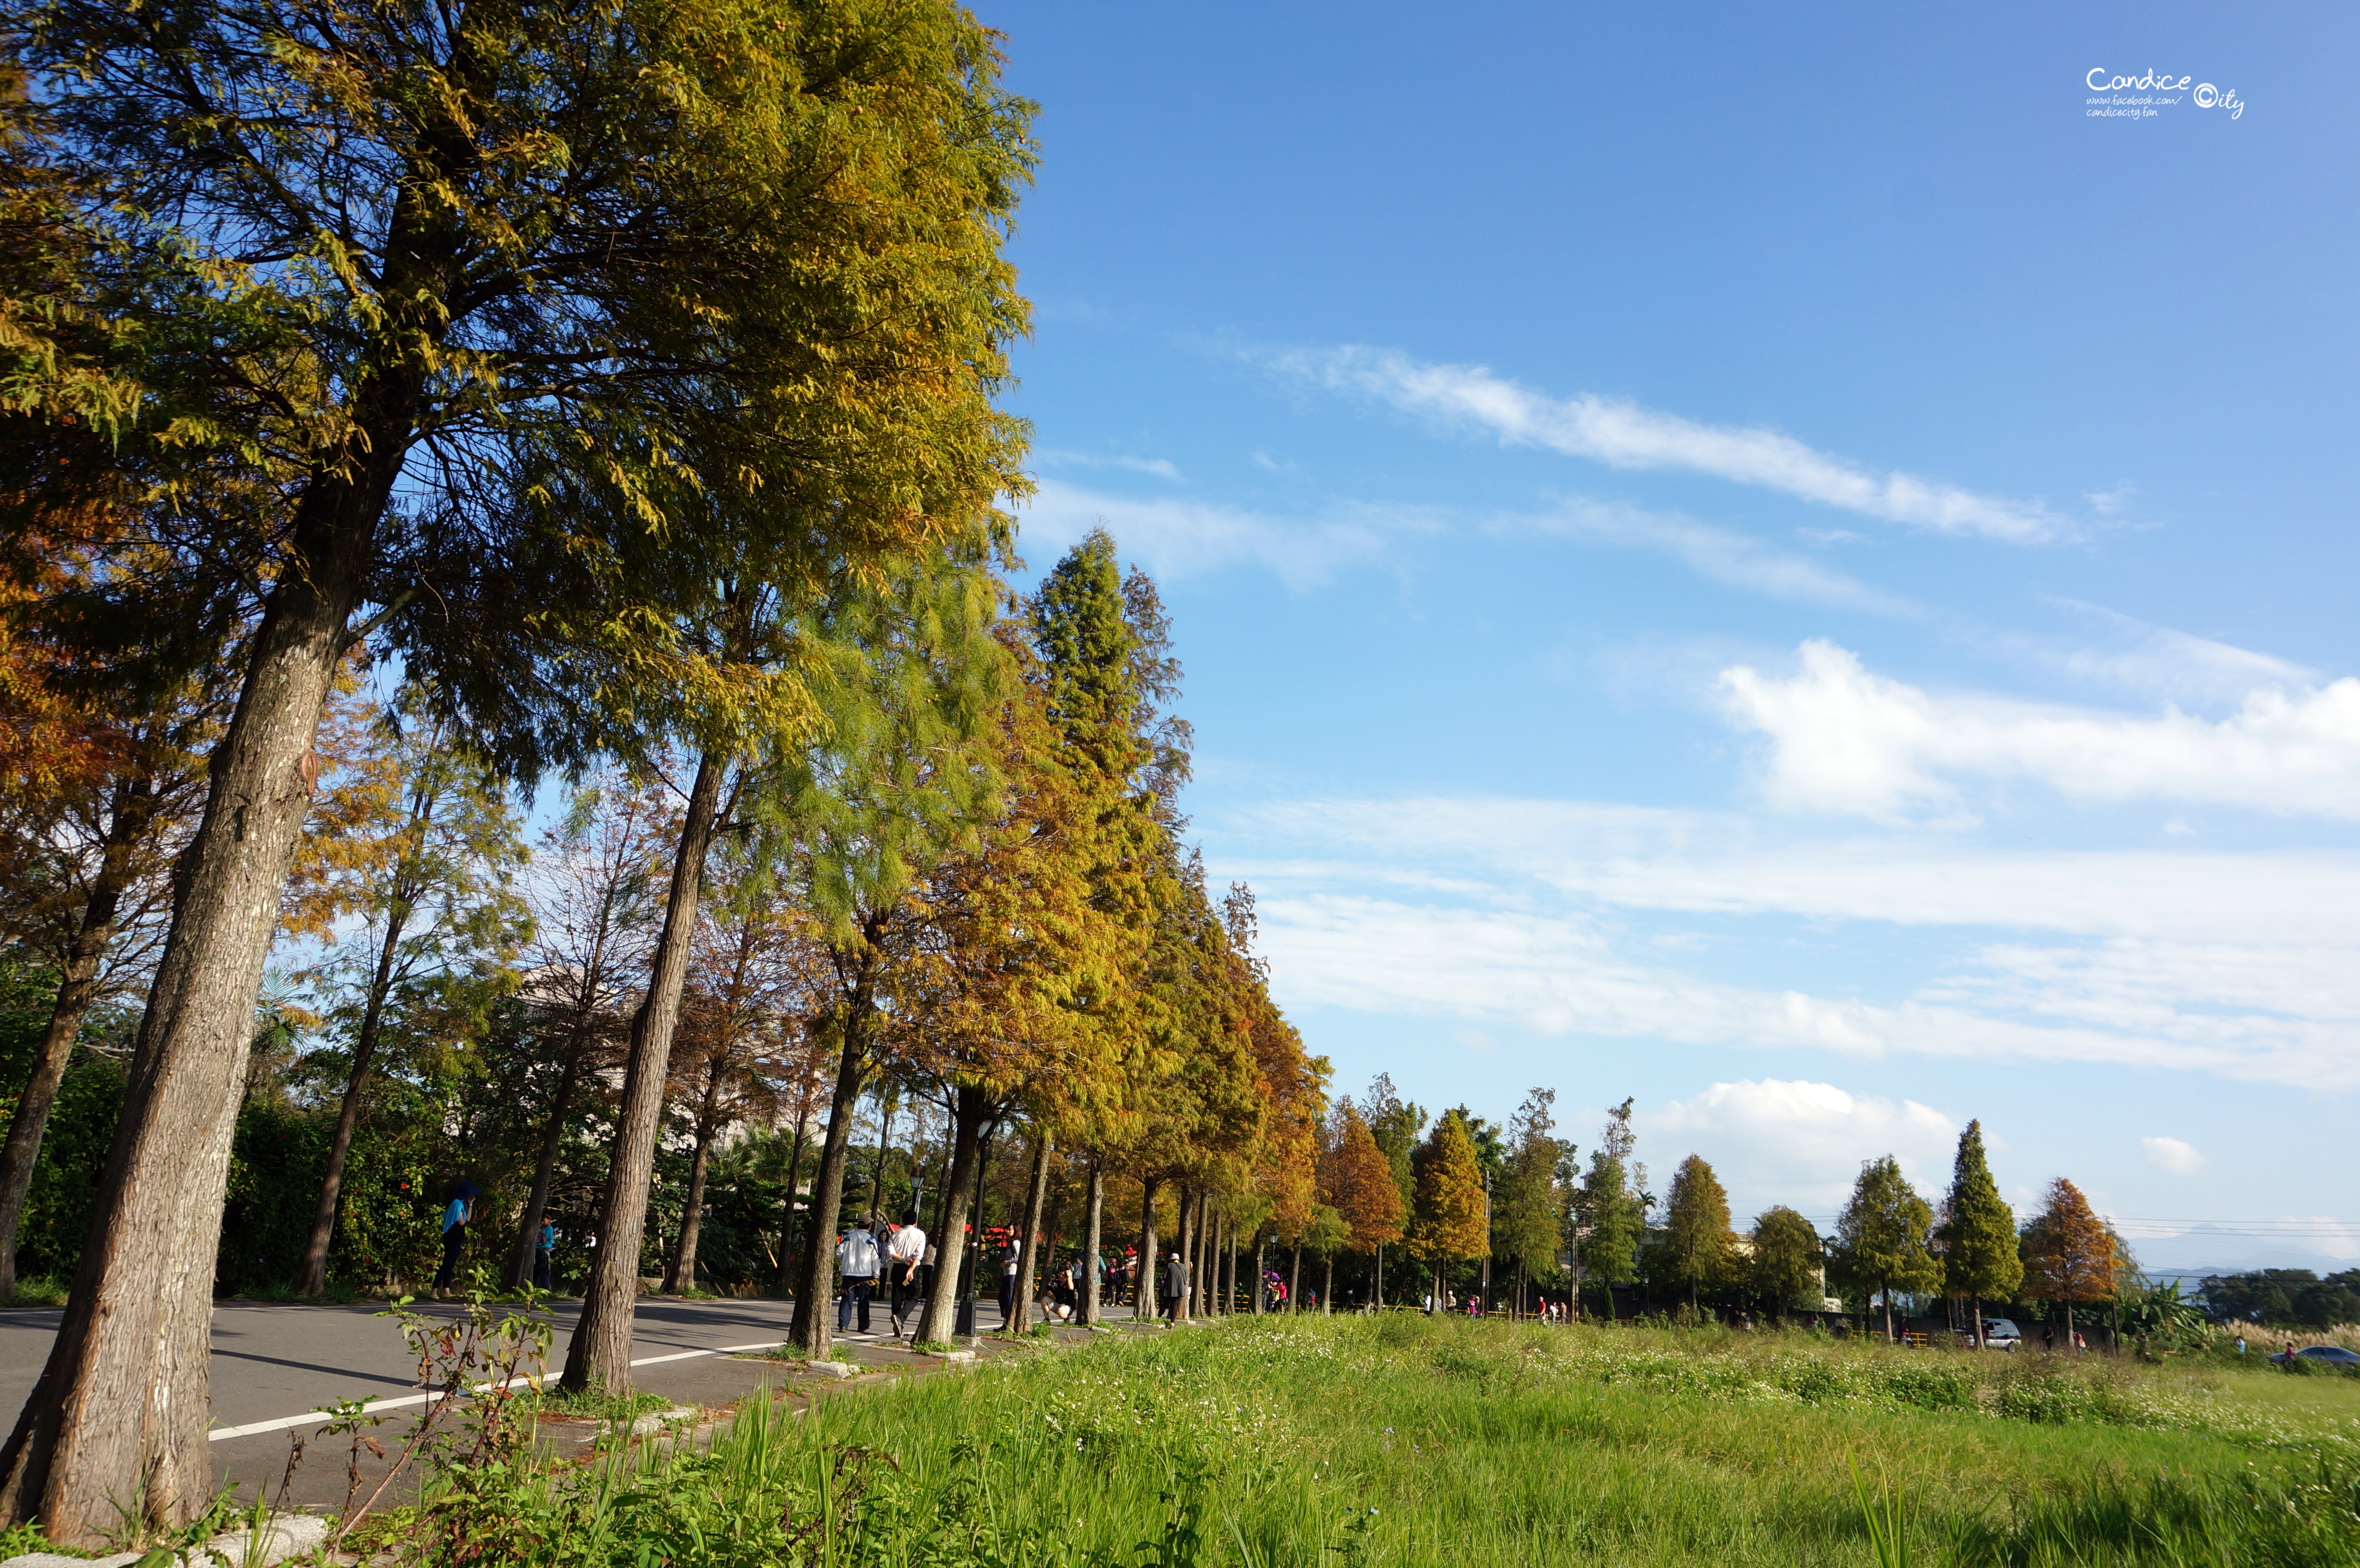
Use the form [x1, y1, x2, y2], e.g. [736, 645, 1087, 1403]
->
[1406, 1110, 1488, 1311]
[1653, 1154, 1735, 1317]
[1, 0, 1032, 1535]
[1936, 1121, 2022, 1348]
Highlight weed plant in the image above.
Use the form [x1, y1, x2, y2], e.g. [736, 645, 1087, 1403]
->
[356, 1313, 2360, 1566]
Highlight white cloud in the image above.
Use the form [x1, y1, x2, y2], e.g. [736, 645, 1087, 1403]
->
[1036, 449, 1184, 481]
[2141, 1136, 2204, 1175]
[1251, 892, 2342, 1084]
[2031, 599, 2316, 706]
[1018, 477, 1425, 586]
[1718, 639, 2360, 822]
[1645, 1080, 1957, 1213]
[1216, 794, 2360, 1089]
[1265, 345, 2069, 544]
[1505, 500, 1916, 615]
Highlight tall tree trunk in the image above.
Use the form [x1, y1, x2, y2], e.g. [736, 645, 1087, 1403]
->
[1322, 1251, 1333, 1314]
[1252, 1228, 1266, 1315]
[1881, 1276, 1895, 1342]
[295, 901, 411, 1297]
[0, 774, 146, 1301]
[864, 1091, 896, 1225]
[0, 458, 387, 1541]
[1137, 1177, 1159, 1322]
[788, 965, 878, 1360]
[664, 1129, 714, 1295]
[1081, 1162, 1104, 1325]
[506, 1017, 593, 1290]
[1288, 1240, 1301, 1315]
[1374, 1242, 1384, 1310]
[1220, 1214, 1234, 1315]
[1009, 1132, 1050, 1334]
[664, 1054, 729, 1293]
[1176, 1187, 1195, 1320]
[661, 1053, 722, 1285]
[2062, 1301, 2074, 1351]
[559, 752, 728, 1392]
[912, 1086, 987, 1345]
[774, 1109, 812, 1299]
[1971, 1293, 1983, 1350]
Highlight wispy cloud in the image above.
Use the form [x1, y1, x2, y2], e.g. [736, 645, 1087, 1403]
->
[1214, 792, 2360, 1089]
[1022, 477, 1919, 615]
[1035, 449, 1184, 481]
[1719, 640, 2360, 822]
[1018, 477, 1429, 586]
[2029, 599, 2316, 706]
[1252, 891, 2337, 1082]
[1263, 344, 2072, 544]
[2141, 1135, 2204, 1175]
[1504, 499, 1918, 615]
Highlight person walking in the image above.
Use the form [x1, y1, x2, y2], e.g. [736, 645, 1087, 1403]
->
[533, 1216, 557, 1292]
[1160, 1247, 1188, 1323]
[885, 1209, 927, 1338]
[996, 1237, 1022, 1326]
[432, 1181, 479, 1299]
[836, 1214, 881, 1334]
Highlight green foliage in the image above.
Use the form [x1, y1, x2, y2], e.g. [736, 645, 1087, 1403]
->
[344, 1313, 2360, 1568]
[1494, 1087, 1563, 1285]
[1360, 1074, 1425, 1218]
[1576, 1146, 1644, 1303]
[10, 1051, 122, 1282]
[1647, 1153, 1733, 1307]
[1747, 1204, 1824, 1312]
[2205, 1268, 2360, 1330]
[1937, 1120, 2023, 1307]
[1832, 1154, 1940, 1327]
[1404, 1110, 1487, 1267]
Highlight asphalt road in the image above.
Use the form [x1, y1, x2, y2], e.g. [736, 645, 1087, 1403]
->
[0, 1292, 1148, 1509]
[0, 1296, 886, 1508]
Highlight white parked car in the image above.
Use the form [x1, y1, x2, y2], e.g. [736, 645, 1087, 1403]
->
[1979, 1318, 2022, 1350]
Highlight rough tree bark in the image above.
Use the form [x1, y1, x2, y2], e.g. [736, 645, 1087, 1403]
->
[1008, 1132, 1050, 1334]
[0, 445, 394, 1540]
[911, 1085, 987, 1344]
[773, 1070, 822, 1301]
[863, 1090, 897, 1225]
[0, 773, 151, 1301]
[295, 897, 412, 1297]
[1252, 1229, 1266, 1315]
[1175, 1186, 1194, 1321]
[559, 752, 727, 1392]
[789, 948, 880, 1359]
[1137, 1176, 1159, 1321]
[664, 1050, 731, 1293]
[1080, 1162, 1104, 1325]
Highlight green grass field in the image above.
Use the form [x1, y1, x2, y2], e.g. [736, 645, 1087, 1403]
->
[389, 1312, 2360, 1566]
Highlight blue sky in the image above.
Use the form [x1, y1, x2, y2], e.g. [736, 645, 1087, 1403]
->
[979, 1, 2358, 1271]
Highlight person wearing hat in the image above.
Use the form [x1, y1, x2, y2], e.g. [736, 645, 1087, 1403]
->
[433, 1181, 479, 1299]
[836, 1214, 881, 1334]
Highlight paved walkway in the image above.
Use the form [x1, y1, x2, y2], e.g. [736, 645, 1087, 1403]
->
[0, 1294, 1157, 1511]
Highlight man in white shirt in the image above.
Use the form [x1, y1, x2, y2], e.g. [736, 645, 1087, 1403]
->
[836, 1215, 881, 1334]
[885, 1209, 926, 1338]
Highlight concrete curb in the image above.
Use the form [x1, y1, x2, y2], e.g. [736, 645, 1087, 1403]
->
[4, 1511, 330, 1568]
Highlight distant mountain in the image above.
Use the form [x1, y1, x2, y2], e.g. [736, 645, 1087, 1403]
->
[2127, 1228, 2358, 1280]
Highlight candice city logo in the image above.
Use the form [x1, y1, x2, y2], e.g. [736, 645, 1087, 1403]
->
[2085, 67, 2243, 122]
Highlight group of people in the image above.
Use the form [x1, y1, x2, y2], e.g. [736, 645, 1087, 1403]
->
[831, 1213, 931, 1335]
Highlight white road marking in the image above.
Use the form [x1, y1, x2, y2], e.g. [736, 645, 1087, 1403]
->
[206, 1334, 887, 1441]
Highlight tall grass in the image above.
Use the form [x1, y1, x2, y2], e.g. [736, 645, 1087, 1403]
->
[369, 1313, 2360, 1566]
